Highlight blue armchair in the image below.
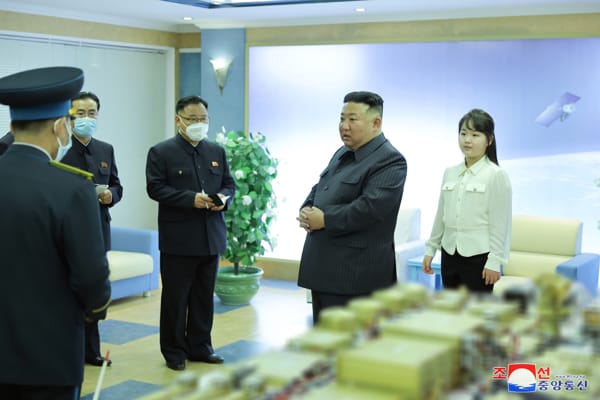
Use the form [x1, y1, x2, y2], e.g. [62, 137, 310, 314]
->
[108, 226, 160, 300]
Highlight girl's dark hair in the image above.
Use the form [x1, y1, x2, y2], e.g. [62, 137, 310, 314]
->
[458, 108, 499, 165]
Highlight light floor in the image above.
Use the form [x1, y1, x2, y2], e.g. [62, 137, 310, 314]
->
[81, 279, 312, 399]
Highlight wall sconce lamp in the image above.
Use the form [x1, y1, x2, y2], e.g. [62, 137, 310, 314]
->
[209, 58, 232, 95]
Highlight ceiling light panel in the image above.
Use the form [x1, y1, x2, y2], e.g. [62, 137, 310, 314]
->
[162, 0, 365, 9]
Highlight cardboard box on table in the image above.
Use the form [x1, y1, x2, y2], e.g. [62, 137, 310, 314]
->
[245, 349, 328, 390]
[287, 328, 354, 355]
[337, 336, 451, 400]
[380, 309, 485, 387]
[302, 382, 405, 400]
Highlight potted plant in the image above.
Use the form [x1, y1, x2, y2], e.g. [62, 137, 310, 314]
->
[214, 130, 278, 305]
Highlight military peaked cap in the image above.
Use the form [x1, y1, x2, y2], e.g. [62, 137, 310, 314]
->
[0, 66, 84, 121]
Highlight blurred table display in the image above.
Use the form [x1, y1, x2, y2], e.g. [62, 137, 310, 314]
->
[139, 276, 599, 399]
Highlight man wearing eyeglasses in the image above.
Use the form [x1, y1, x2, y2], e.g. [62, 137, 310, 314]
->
[61, 91, 123, 367]
[146, 95, 235, 371]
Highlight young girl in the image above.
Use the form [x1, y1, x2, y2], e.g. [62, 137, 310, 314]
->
[422, 109, 512, 292]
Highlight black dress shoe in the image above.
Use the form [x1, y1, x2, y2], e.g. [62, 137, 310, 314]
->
[166, 361, 186, 371]
[187, 353, 224, 364]
[86, 356, 112, 367]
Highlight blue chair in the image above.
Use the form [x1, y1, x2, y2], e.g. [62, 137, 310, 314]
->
[108, 226, 160, 300]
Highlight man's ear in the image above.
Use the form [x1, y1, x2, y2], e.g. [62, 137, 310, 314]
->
[372, 115, 382, 131]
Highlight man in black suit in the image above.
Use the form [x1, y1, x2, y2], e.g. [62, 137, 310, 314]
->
[0, 131, 13, 155]
[61, 91, 123, 367]
[297, 91, 407, 324]
[146, 95, 235, 371]
[0, 67, 111, 400]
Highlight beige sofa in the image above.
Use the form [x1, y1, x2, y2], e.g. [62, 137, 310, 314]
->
[494, 215, 599, 298]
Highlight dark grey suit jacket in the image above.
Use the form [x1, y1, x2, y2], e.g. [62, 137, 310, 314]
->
[298, 133, 407, 295]
[146, 134, 235, 256]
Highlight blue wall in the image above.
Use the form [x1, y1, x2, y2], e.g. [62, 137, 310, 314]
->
[200, 29, 245, 137]
[179, 51, 202, 98]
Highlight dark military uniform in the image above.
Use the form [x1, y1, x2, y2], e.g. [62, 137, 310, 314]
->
[0, 67, 111, 400]
[0, 131, 13, 155]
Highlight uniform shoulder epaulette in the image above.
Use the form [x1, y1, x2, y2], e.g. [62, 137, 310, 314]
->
[50, 160, 94, 181]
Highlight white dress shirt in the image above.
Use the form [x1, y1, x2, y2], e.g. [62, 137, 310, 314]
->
[425, 156, 512, 272]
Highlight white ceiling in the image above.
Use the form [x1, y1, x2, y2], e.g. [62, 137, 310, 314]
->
[0, 0, 599, 33]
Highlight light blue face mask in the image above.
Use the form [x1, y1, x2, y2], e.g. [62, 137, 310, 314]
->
[54, 118, 72, 162]
[73, 117, 97, 138]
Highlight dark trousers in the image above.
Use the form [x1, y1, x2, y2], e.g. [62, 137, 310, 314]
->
[84, 321, 101, 360]
[441, 248, 493, 293]
[159, 253, 219, 363]
[0, 384, 80, 400]
[310, 291, 359, 325]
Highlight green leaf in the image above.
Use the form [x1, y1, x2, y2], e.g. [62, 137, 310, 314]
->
[218, 130, 278, 267]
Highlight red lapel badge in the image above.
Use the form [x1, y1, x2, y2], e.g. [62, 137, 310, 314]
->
[100, 161, 108, 168]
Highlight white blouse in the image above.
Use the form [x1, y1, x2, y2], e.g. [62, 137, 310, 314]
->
[425, 156, 512, 272]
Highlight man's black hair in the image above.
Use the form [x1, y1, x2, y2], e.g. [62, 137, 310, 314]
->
[176, 95, 208, 113]
[343, 91, 383, 117]
[72, 91, 100, 111]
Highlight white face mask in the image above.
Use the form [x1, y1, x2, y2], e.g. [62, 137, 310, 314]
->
[53, 117, 72, 161]
[183, 121, 209, 142]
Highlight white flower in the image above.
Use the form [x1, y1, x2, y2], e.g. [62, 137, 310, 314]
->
[215, 132, 226, 145]
[241, 195, 252, 206]
[250, 132, 263, 142]
[266, 166, 276, 175]
[235, 170, 244, 179]
[270, 236, 278, 249]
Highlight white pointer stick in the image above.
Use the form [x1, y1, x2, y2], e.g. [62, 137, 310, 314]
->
[92, 350, 111, 400]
